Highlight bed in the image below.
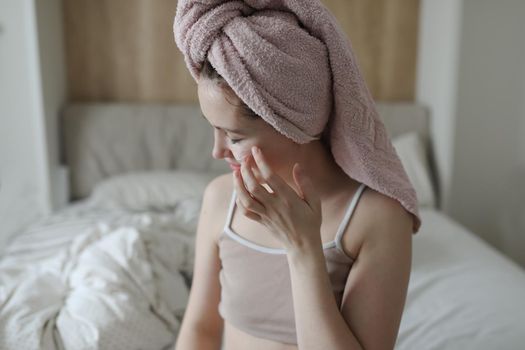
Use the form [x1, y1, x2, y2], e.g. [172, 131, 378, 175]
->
[0, 102, 524, 350]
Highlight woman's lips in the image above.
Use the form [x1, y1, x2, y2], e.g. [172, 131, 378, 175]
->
[229, 163, 241, 170]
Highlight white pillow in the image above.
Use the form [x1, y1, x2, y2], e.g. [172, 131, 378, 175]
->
[392, 132, 437, 209]
[89, 170, 221, 211]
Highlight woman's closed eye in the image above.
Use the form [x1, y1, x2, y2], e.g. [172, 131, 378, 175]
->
[227, 134, 244, 144]
[229, 137, 243, 144]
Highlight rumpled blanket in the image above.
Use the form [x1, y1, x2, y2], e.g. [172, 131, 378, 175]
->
[0, 206, 195, 350]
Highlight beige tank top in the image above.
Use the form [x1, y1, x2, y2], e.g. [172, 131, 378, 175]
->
[218, 183, 367, 345]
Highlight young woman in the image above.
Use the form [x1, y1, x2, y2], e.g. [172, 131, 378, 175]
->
[173, 1, 421, 349]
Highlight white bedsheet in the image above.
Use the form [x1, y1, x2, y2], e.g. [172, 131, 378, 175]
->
[0, 199, 197, 350]
[397, 209, 525, 349]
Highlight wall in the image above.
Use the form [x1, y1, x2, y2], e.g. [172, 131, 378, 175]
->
[417, 0, 525, 266]
[416, 0, 463, 212]
[451, 0, 525, 263]
[0, 0, 66, 252]
[34, 0, 68, 210]
[0, 0, 44, 250]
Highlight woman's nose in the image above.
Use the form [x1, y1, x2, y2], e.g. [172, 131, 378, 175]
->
[212, 131, 230, 160]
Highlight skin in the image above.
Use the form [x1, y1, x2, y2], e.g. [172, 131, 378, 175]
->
[176, 77, 414, 350]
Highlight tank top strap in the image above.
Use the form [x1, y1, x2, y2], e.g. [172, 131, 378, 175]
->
[223, 185, 366, 247]
[334, 183, 367, 251]
[223, 189, 237, 232]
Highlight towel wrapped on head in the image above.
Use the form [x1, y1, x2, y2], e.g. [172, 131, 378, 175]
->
[174, 0, 422, 233]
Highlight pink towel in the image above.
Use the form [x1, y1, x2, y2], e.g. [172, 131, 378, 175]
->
[174, 0, 422, 234]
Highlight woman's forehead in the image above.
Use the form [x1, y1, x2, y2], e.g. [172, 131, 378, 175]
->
[198, 81, 250, 131]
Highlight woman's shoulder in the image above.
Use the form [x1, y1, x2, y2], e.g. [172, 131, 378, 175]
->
[359, 187, 413, 230]
[202, 172, 235, 243]
[205, 172, 234, 199]
[340, 185, 413, 259]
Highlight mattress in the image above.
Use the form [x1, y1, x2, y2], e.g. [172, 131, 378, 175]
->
[397, 208, 525, 349]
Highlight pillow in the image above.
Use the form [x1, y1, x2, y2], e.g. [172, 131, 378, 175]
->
[89, 170, 221, 211]
[392, 132, 437, 209]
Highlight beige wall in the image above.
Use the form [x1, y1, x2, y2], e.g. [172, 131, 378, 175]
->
[62, 0, 420, 102]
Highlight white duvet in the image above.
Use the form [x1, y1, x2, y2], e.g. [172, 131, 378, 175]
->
[0, 200, 198, 350]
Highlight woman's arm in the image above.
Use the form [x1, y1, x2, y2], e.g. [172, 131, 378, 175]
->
[174, 176, 228, 350]
[287, 244, 364, 350]
[287, 197, 413, 350]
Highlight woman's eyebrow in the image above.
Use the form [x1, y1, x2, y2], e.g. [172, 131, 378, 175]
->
[200, 113, 246, 133]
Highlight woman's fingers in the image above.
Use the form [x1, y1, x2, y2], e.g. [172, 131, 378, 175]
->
[251, 163, 267, 185]
[250, 146, 295, 200]
[241, 157, 273, 201]
[233, 168, 265, 217]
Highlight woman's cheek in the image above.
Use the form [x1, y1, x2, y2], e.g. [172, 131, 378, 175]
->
[232, 147, 252, 163]
[230, 139, 261, 161]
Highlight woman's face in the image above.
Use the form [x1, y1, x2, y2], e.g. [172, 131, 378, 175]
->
[197, 78, 299, 174]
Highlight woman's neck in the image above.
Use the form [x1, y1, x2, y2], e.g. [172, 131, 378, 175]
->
[280, 140, 359, 203]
